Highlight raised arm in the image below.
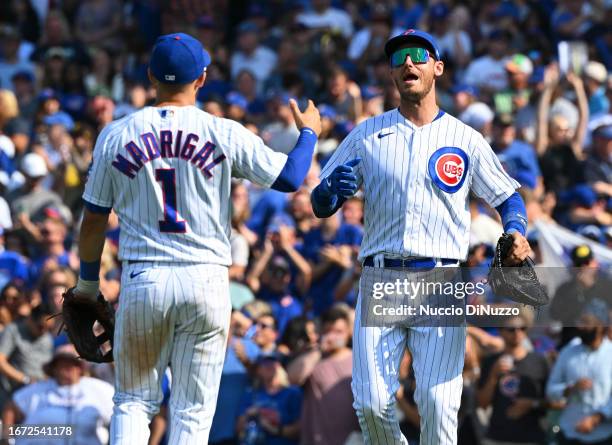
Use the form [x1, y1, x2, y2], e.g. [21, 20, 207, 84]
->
[566, 71, 589, 159]
[535, 65, 560, 156]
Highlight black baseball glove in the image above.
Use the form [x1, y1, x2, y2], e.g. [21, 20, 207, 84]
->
[488, 233, 549, 307]
[59, 288, 115, 363]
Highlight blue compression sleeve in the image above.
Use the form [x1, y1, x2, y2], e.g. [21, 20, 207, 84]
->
[495, 191, 527, 236]
[80, 260, 101, 280]
[271, 128, 317, 192]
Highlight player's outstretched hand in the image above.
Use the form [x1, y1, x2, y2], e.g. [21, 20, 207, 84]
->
[320, 158, 362, 198]
[289, 99, 322, 137]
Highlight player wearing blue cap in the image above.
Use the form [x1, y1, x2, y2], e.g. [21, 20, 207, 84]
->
[75, 33, 321, 444]
[311, 29, 531, 444]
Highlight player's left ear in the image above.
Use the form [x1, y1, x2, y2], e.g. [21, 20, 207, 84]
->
[433, 60, 444, 78]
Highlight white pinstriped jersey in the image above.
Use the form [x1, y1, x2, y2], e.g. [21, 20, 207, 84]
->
[84, 106, 287, 265]
[321, 108, 519, 261]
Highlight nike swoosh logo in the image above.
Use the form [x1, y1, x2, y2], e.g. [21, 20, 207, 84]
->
[377, 131, 393, 139]
[130, 270, 146, 279]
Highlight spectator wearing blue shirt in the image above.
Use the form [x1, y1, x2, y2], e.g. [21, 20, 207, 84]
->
[253, 258, 303, 338]
[236, 352, 302, 445]
[210, 319, 261, 445]
[546, 305, 612, 445]
[583, 62, 609, 117]
[491, 113, 542, 192]
[302, 214, 363, 315]
[0, 230, 29, 291]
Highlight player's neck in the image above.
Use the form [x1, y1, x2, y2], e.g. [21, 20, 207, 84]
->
[398, 96, 439, 127]
[155, 92, 197, 107]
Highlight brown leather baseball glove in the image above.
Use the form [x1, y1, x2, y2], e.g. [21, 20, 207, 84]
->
[60, 288, 115, 363]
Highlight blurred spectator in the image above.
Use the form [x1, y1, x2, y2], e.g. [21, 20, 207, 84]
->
[262, 93, 300, 155]
[0, 230, 29, 290]
[0, 282, 29, 329]
[288, 189, 316, 241]
[300, 306, 359, 445]
[463, 30, 511, 95]
[322, 67, 361, 122]
[453, 84, 479, 116]
[230, 181, 253, 281]
[252, 312, 280, 355]
[494, 54, 533, 115]
[546, 306, 612, 445]
[302, 213, 362, 315]
[281, 316, 319, 382]
[2, 347, 114, 445]
[491, 113, 542, 193]
[477, 309, 549, 445]
[246, 218, 312, 298]
[459, 101, 494, 139]
[550, 244, 612, 347]
[230, 22, 277, 93]
[535, 65, 588, 173]
[73, 0, 122, 52]
[0, 304, 54, 409]
[0, 26, 35, 91]
[209, 311, 260, 445]
[583, 61, 609, 117]
[8, 153, 72, 232]
[236, 352, 302, 445]
[295, 0, 353, 39]
[426, 3, 472, 69]
[584, 124, 612, 193]
[348, 4, 393, 71]
[29, 211, 78, 280]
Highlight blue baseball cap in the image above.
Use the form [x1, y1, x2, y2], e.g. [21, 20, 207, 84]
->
[593, 124, 612, 140]
[149, 33, 211, 85]
[43, 111, 75, 131]
[451, 84, 479, 96]
[385, 29, 441, 60]
[318, 104, 337, 120]
[226, 91, 248, 110]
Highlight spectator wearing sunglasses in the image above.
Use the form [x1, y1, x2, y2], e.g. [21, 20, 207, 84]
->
[477, 308, 549, 445]
[253, 313, 280, 355]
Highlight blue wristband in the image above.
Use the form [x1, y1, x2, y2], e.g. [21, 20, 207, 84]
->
[80, 260, 101, 281]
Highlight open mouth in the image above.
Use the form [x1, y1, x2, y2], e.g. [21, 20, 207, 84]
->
[402, 72, 419, 82]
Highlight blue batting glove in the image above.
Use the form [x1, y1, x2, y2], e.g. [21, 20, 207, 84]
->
[319, 158, 361, 198]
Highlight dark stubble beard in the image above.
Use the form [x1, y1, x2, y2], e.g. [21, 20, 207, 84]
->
[397, 73, 435, 103]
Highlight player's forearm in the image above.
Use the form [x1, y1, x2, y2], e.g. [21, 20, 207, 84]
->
[271, 128, 317, 192]
[495, 192, 527, 235]
[78, 209, 110, 290]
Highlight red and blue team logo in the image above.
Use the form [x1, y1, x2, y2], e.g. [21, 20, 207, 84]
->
[428, 147, 469, 193]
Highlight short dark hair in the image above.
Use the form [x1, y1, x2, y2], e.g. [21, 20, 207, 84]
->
[321, 306, 350, 326]
[30, 303, 53, 320]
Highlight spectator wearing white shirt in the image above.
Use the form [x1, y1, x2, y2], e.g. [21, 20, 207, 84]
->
[2, 347, 114, 445]
[463, 30, 511, 96]
[296, 0, 353, 39]
[426, 3, 472, 69]
[230, 22, 277, 94]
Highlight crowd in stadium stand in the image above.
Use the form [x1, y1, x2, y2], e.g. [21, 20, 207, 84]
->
[0, 0, 609, 444]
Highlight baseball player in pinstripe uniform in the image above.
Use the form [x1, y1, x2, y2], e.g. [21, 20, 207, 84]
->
[73, 33, 321, 444]
[311, 30, 531, 444]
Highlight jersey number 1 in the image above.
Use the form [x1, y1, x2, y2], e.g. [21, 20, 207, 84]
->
[156, 168, 186, 233]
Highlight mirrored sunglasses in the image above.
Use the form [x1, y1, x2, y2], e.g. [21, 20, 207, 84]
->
[390, 47, 430, 68]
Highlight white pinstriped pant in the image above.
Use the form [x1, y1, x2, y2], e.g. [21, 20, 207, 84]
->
[352, 266, 466, 445]
[110, 262, 231, 445]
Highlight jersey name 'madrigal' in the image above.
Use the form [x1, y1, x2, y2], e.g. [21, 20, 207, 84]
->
[112, 130, 226, 179]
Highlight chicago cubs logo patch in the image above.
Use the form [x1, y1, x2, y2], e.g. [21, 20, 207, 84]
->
[428, 147, 469, 193]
